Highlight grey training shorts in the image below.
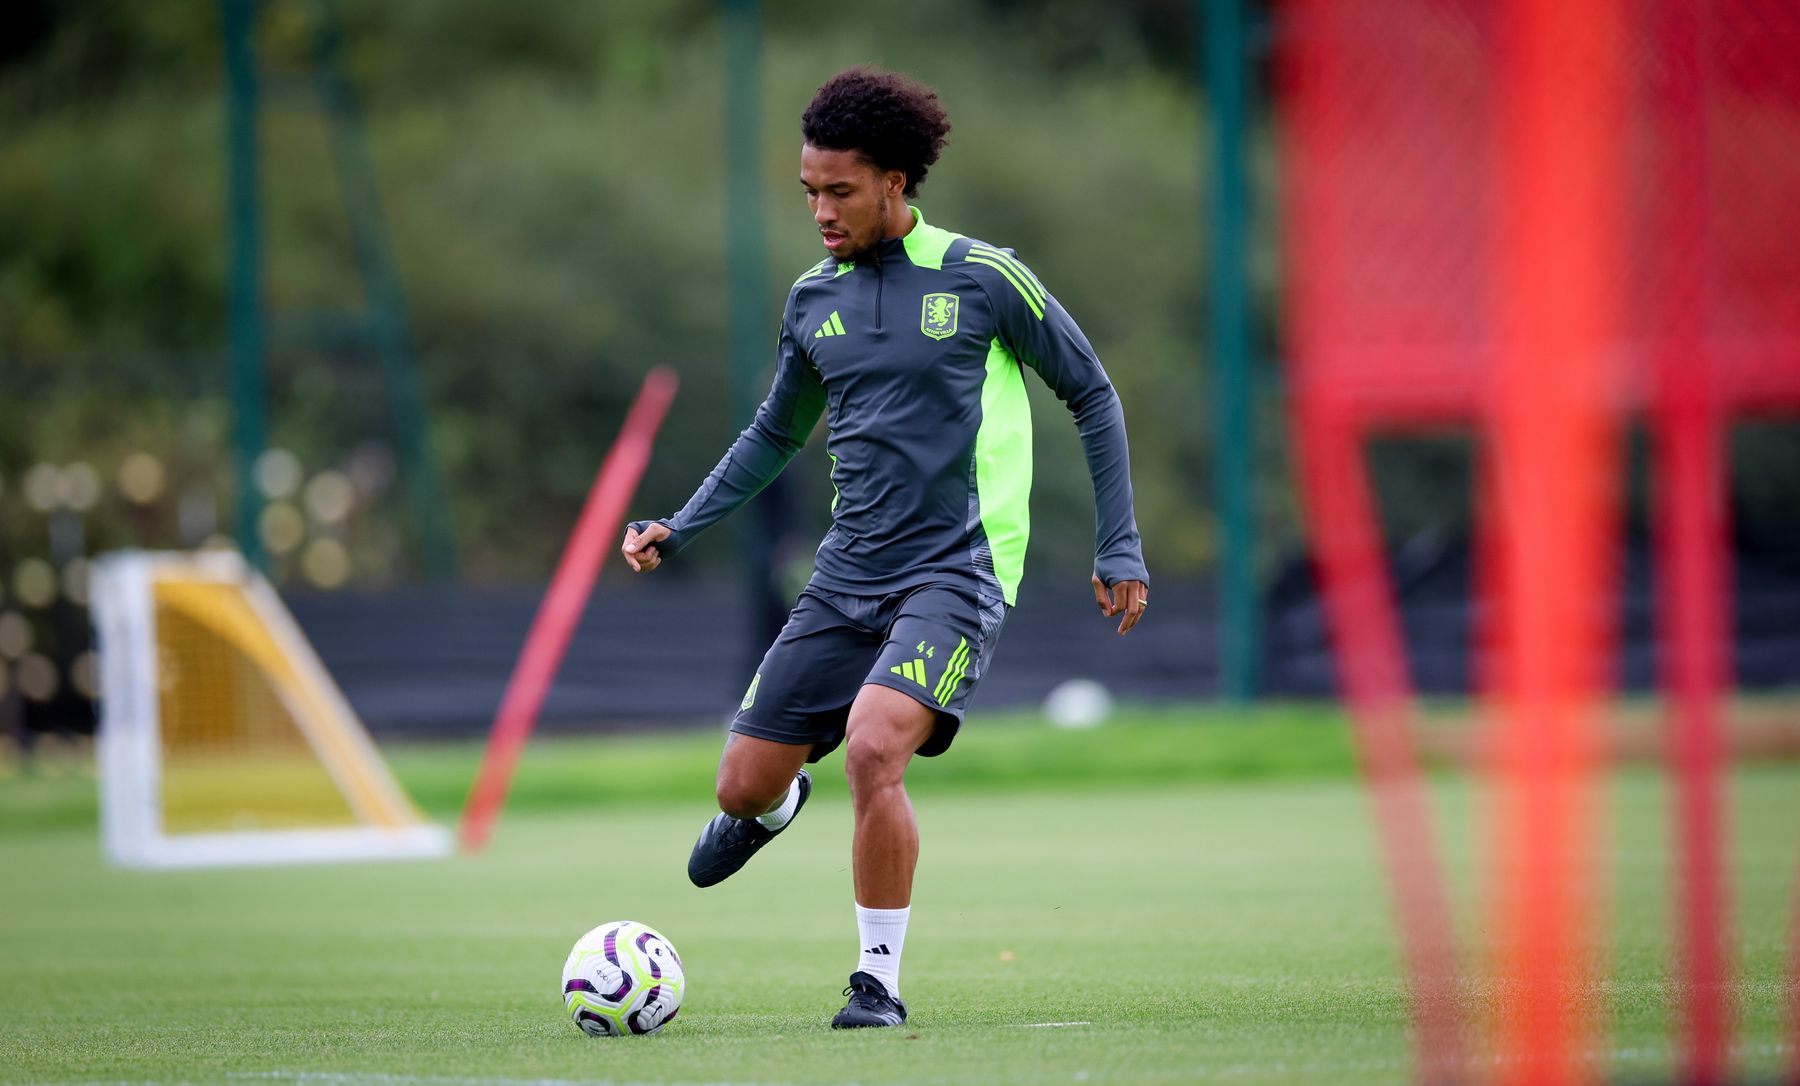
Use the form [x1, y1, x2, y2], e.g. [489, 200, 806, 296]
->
[729, 581, 1009, 762]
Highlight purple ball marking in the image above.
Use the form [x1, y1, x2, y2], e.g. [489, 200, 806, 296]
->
[597, 927, 632, 999]
[603, 972, 632, 1002]
[564, 978, 598, 994]
[636, 932, 664, 979]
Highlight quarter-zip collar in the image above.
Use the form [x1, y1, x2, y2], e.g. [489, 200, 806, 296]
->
[848, 208, 930, 333]
[855, 234, 908, 267]
[868, 234, 908, 264]
[853, 206, 927, 266]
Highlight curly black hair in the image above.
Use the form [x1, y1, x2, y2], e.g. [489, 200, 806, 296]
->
[801, 67, 951, 198]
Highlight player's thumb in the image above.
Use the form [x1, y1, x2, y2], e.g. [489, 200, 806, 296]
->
[624, 523, 670, 553]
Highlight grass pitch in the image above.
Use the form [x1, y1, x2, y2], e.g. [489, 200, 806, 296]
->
[1, 704, 1795, 1085]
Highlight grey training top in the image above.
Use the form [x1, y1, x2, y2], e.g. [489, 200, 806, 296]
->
[630, 207, 1147, 607]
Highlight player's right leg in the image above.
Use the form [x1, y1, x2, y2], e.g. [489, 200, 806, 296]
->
[687, 588, 875, 888]
[687, 733, 812, 887]
[712, 732, 810, 821]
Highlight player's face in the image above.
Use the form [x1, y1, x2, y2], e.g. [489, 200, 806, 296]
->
[801, 143, 903, 260]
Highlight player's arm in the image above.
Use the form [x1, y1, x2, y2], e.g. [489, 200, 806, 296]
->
[624, 308, 824, 572]
[969, 247, 1150, 633]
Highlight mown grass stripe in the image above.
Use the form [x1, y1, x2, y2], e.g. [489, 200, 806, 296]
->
[0, 705, 1382, 834]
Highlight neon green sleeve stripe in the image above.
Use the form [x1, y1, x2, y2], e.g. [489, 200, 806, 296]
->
[788, 259, 830, 289]
[969, 246, 1046, 309]
[966, 254, 1046, 319]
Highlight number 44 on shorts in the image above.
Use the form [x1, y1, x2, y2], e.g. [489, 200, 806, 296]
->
[890, 637, 970, 706]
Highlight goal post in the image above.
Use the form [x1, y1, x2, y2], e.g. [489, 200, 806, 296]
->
[90, 550, 451, 869]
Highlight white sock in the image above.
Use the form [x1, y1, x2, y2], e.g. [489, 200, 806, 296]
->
[754, 775, 801, 831]
[854, 903, 910, 999]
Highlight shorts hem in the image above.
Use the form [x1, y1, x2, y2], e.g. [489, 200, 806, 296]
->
[864, 673, 964, 758]
[726, 720, 830, 748]
[862, 673, 965, 722]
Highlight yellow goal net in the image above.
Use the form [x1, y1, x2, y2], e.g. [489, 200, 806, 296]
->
[91, 551, 449, 868]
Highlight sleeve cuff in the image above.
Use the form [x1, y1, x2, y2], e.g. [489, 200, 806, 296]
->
[626, 518, 685, 556]
[1094, 559, 1149, 588]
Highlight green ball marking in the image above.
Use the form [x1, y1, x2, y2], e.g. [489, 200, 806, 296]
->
[565, 991, 624, 1035]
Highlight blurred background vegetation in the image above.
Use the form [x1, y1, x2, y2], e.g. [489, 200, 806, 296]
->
[0, 0, 1285, 588]
[3, 0, 1796, 594]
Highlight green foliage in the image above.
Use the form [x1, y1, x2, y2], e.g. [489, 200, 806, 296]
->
[0, 704, 1359, 834]
[0, 1, 1230, 583]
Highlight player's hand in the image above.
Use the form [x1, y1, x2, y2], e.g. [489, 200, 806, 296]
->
[622, 523, 671, 573]
[1091, 574, 1148, 636]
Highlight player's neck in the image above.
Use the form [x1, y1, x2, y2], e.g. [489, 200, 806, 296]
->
[847, 202, 916, 264]
[882, 199, 917, 241]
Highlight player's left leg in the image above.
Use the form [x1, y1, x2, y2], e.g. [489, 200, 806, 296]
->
[846, 686, 937, 915]
[830, 584, 1008, 1029]
[831, 684, 934, 1029]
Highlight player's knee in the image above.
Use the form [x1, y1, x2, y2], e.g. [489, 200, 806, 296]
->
[843, 728, 907, 796]
[714, 772, 782, 820]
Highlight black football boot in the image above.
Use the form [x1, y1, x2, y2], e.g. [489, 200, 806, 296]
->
[830, 970, 908, 1029]
[686, 768, 811, 888]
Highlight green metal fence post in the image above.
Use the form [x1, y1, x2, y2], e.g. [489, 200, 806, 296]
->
[312, 0, 458, 580]
[723, 0, 768, 433]
[1203, 0, 1258, 701]
[223, 0, 267, 571]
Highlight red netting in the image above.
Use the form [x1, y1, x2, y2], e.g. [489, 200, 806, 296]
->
[1284, 0, 1800, 417]
[1704, 1, 1800, 404]
[1282, 0, 1499, 422]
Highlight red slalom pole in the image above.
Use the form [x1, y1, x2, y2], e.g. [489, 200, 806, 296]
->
[1490, 1, 1622, 1082]
[1659, 383, 1730, 1086]
[1281, 7, 1466, 1076]
[459, 367, 679, 852]
[1293, 401, 1467, 1084]
[1651, 4, 1731, 1080]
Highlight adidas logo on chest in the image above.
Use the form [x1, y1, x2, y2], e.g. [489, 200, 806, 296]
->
[812, 310, 847, 339]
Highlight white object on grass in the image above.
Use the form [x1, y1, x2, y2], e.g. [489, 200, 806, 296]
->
[1043, 678, 1114, 729]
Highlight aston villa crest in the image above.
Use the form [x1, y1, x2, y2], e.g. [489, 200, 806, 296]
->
[920, 292, 959, 340]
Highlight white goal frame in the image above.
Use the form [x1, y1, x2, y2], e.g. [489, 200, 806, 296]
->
[90, 550, 451, 869]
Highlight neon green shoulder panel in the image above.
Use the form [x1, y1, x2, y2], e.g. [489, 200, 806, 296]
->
[901, 207, 963, 271]
[975, 338, 1032, 604]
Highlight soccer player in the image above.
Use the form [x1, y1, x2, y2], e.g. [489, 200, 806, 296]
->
[623, 67, 1149, 1029]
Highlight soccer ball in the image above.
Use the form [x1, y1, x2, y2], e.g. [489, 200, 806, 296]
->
[560, 920, 685, 1036]
[1043, 677, 1113, 729]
